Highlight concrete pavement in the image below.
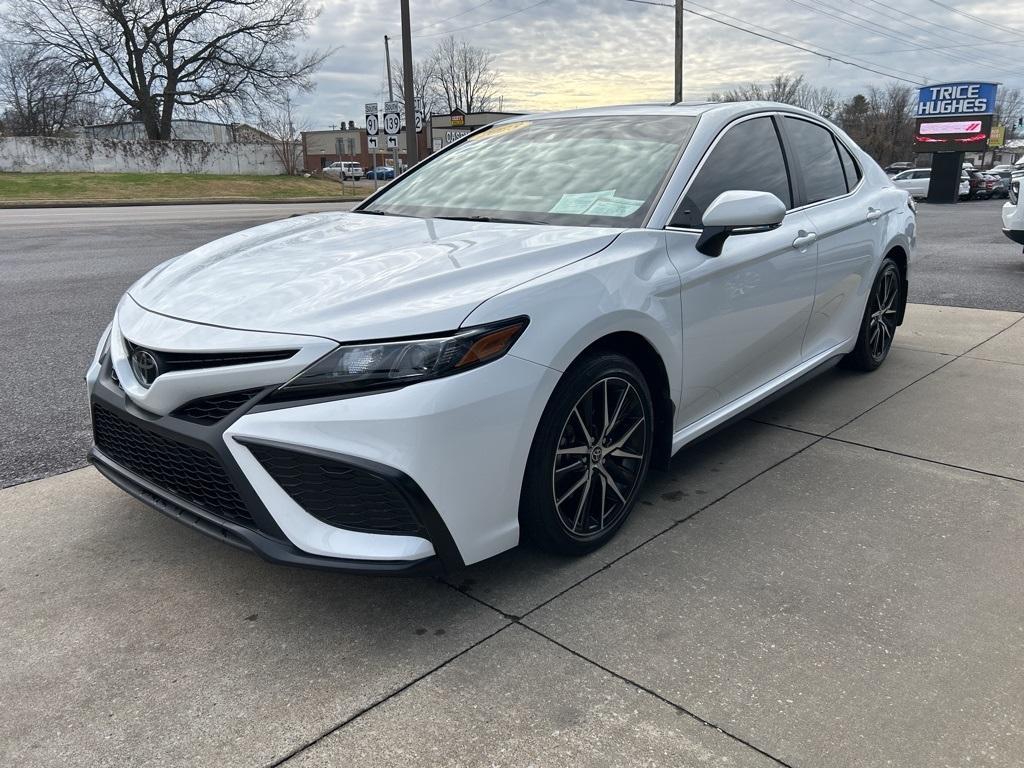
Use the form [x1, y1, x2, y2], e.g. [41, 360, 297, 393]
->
[2, 303, 1022, 767]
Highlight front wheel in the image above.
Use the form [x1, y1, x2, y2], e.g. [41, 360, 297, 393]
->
[843, 257, 901, 371]
[520, 352, 654, 555]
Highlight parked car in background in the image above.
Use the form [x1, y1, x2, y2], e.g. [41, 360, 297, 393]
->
[884, 162, 914, 175]
[323, 161, 364, 181]
[1002, 172, 1023, 247]
[989, 164, 1016, 174]
[85, 102, 914, 572]
[986, 170, 1011, 198]
[965, 170, 994, 199]
[365, 166, 396, 180]
[960, 173, 971, 200]
[891, 168, 931, 198]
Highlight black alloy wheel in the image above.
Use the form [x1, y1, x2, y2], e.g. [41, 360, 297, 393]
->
[844, 257, 901, 371]
[520, 352, 654, 555]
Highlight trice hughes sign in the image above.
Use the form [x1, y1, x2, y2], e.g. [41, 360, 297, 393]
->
[914, 82, 998, 153]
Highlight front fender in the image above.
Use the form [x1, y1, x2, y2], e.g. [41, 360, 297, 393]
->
[461, 230, 683, 411]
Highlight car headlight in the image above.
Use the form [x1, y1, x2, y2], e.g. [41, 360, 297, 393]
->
[264, 316, 529, 403]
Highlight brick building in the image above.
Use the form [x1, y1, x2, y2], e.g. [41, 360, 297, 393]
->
[301, 110, 523, 173]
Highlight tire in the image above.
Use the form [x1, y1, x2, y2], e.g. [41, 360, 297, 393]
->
[520, 352, 654, 555]
[842, 257, 901, 371]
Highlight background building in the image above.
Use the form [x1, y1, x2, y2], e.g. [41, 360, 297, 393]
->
[301, 110, 522, 173]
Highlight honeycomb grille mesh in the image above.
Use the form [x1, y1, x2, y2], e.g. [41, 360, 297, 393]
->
[171, 388, 263, 425]
[247, 443, 424, 535]
[92, 403, 254, 527]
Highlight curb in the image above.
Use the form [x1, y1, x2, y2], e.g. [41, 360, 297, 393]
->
[0, 196, 365, 209]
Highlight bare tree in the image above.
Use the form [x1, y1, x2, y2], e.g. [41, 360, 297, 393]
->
[4, 0, 329, 140]
[389, 57, 442, 117]
[710, 74, 838, 119]
[0, 42, 103, 135]
[995, 87, 1024, 140]
[255, 96, 304, 175]
[428, 36, 500, 114]
[838, 84, 915, 164]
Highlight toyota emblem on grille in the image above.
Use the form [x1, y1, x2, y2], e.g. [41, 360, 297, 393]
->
[130, 348, 161, 387]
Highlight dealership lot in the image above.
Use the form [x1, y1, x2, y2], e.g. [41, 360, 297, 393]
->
[2, 199, 1024, 766]
[0, 198, 1021, 490]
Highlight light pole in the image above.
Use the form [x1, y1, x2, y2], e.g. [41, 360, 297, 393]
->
[674, 0, 684, 104]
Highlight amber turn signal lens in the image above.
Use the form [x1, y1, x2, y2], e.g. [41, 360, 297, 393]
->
[456, 322, 526, 368]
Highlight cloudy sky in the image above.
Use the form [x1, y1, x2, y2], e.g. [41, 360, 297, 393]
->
[293, 0, 1024, 127]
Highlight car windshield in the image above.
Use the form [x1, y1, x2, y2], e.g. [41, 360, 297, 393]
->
[360, 115, 698, 228]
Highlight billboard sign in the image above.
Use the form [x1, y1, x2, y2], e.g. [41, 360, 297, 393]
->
[916, 82, 997, 117]
[914, 82, 998, 152]
[914, 115, 993, 152]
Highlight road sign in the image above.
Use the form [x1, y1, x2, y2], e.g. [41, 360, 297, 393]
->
[383, 100, 401, 136]
[415, 110, 423, 133]
[367, 136, 379, 149]
[386, 135, 399, 148]
[365, 102, 379, 139]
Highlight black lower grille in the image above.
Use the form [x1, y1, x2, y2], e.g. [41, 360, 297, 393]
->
[92, 403, 254, 527]
[172, 388, 263, 425]
[247, 443, 424, 535]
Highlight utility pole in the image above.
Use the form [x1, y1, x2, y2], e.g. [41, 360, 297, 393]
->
[674, 0, 684, 104]
[384, 35, 400, 172]
[401, 0, 419, 167]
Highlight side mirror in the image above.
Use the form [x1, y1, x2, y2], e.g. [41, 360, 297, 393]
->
[696, 190, 787, 257]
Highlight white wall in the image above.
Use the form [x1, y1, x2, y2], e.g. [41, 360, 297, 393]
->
[0, 136, 295, 175]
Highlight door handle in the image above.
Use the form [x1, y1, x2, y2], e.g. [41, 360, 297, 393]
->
[866, 208, 884, 222]
[792, 231, 818, 249]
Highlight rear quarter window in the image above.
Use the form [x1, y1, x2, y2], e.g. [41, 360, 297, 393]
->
[783, 117, 848, 203]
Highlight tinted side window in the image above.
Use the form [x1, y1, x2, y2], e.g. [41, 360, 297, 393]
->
[672, 117, 791, 228]
[784, 117, 848, 203]
[839, 146, 861, 190]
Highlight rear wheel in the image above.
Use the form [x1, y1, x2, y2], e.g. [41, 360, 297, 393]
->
[520, 353, 654, 555]
[843, 257, 901, 371]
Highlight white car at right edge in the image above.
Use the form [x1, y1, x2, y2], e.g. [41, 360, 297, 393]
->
[1003, 171, 1024, 248]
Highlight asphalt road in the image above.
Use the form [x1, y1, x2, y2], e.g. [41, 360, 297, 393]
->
[0, 197, 1020, 489]
[910, 198, 1024, 311]
[0, 202, 355, 489]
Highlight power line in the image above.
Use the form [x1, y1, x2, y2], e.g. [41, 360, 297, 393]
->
[414, 0, 555, 38]
[796, 0, 1024, 80]
[920, 0, 1024, 38]
[623, 0, 929, 84]
[411, 0, 501, 35]
[859, 0, 1024, 45]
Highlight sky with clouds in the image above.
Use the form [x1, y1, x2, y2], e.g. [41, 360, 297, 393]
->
[293, 0, 1024, 128]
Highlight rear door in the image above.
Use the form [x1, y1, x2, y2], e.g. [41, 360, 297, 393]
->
[781, 116, 886, 358]
[663, 114, 819, 428]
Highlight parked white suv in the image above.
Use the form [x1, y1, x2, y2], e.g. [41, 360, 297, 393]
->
[323, 161, 364, 181]
[1002, 170, 1024, 247]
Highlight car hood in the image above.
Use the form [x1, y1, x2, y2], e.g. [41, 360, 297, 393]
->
[128, 211, 621, 340]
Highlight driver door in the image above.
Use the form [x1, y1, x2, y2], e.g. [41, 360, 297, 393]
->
[662, 115, 818, 428]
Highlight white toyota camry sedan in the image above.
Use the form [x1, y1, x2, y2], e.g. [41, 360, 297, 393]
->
[86, 102, 915, 573]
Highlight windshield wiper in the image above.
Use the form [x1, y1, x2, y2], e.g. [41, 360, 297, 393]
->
[354, 208, 411, 217]
[434, 215, 545, 225]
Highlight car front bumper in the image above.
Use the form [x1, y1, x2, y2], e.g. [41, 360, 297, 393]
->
[86, 312, 558, 572]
